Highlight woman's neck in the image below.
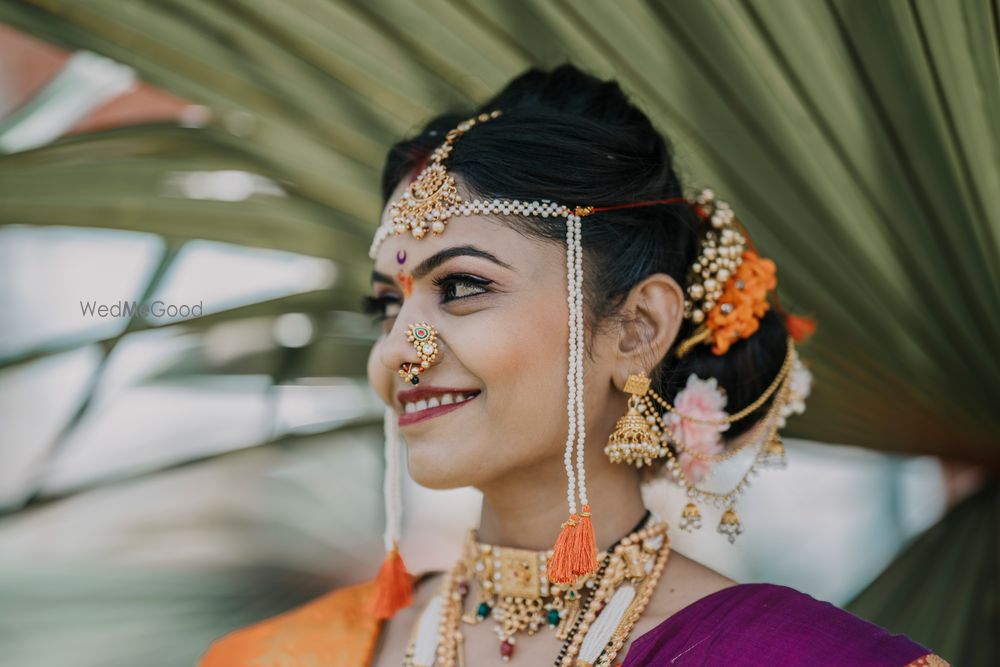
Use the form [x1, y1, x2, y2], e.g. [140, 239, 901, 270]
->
[476, 452, 648, 552]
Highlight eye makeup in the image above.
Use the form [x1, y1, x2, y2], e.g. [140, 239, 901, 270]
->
[361, 272, 493, 322]
[432, 273, 492, 303]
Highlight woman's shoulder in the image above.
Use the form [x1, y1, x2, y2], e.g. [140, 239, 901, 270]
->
[626, 577, 949, 667]
[642, 549, 739, 619]
[196, 570, 442, 667]
[623, 552, 948, 667]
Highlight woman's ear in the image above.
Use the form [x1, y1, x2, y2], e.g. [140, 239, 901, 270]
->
[613, 273, 684, 391]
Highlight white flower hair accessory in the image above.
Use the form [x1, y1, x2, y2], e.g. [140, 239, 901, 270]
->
[778, 350, 812, 427]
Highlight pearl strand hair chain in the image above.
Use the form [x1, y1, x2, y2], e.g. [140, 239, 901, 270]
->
[563, 212, 580, 516]
[572, 214, 588, 508]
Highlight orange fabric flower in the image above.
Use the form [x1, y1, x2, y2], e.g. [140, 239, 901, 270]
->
[705, 251, 777, 355]
[784, 313, 817, 342]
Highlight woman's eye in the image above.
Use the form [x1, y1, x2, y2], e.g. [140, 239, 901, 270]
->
[360, 294, 400, 322]
[434, 274, 492, 303]
[359, 274, 490, 324]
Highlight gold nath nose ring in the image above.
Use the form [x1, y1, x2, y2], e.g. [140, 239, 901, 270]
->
[398, 321, 439, 385]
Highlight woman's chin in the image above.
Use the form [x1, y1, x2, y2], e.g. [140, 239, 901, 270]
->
[407, 466, 472, 490]
[406, 449, 481, 490]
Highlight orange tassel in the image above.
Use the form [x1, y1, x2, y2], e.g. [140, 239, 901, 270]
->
[571, 504, 598, 576]
[367, 545, 413, 619]
[547, 514, 580, 584]
[785, 314, 817, 342]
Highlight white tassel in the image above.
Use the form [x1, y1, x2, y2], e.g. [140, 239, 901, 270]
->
[382, 405, 402, 551]
[577, 584, 636, 662]
[411, 593, 444, 666]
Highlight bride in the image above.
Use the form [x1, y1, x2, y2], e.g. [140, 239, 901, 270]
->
[198, 64, 946, 666]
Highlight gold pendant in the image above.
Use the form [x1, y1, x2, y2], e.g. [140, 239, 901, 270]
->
[717, 507, 743, 544]
[679, 501, 703, 532]
[760, 434, 787, 469]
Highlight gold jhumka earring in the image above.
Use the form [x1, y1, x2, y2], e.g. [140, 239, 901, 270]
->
[605, 371, 664, 467]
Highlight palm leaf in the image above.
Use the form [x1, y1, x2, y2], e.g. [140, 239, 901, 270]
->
[3, 0, 996, 462]
[1, 2, 997, 665]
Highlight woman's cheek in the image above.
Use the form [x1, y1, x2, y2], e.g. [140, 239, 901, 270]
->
[366, 338, 392, 408]
[493, 306, 568, 449]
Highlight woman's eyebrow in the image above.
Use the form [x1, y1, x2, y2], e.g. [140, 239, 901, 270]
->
[370, 244, 514, 286]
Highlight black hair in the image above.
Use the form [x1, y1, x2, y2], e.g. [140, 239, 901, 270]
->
[380, 64, 789, 441]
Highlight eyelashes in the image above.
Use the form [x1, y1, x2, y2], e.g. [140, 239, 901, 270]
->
[432, 273, 492, 301]
[360, 274, 492, 323]
[360, 294, 399, 322]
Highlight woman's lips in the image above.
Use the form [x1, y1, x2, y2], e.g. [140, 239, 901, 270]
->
[398, 393, 479, 426]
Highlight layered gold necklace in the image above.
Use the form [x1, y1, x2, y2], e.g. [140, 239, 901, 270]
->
[403, 511, 671, 667]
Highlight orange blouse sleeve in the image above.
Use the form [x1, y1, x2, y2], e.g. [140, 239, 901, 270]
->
[197, 578, 383, 667]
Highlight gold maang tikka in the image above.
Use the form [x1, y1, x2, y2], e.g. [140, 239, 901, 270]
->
[370, 110, 503, 254]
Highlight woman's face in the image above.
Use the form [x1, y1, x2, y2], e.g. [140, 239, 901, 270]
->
[366, 178, 616, 490]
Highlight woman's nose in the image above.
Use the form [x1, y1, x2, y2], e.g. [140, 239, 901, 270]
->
[379, 315, 412, 376]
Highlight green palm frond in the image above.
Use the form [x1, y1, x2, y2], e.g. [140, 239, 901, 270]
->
[0, 123, 373, 257]
[0, 3, 997, 664]
[3, 0, 997, 463]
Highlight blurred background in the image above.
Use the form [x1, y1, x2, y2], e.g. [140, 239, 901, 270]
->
[0, 1, 996, 665]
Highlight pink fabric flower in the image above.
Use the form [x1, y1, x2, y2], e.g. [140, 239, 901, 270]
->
[667, 375, 730, 483]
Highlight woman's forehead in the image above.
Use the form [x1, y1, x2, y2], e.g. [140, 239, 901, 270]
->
[375, 215, 509, 267]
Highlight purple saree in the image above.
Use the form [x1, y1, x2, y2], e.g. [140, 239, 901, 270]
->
[198, 579, 948, 666]
[621, 583, 943, 667]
